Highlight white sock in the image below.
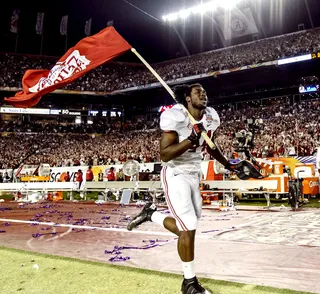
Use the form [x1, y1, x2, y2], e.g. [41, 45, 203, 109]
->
[182, 260, 195, 279]
[151, 211, 166, 228]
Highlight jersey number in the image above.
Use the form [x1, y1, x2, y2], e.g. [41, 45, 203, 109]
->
[188, 130, 212, 152]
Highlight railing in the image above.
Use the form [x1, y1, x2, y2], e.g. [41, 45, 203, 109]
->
[0, 179, 277, 192]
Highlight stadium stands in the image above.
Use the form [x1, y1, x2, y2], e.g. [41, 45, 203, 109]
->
[1, 28, 320, 92]
[0, 99, 318, 169]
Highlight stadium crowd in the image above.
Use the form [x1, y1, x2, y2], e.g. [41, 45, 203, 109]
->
[0, 118, 157, 134]
[214, 99, 320, 159]
[0, 130, 160, 169]
[0, 99, 319, 169]
[1, 28, 320, 92]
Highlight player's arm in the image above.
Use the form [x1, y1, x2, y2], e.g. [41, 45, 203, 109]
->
[206, 132, 262, 178]
[160, 131, 193, 162]
[205, 134, 229, 167]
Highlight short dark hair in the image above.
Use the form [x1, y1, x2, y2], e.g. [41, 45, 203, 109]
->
[173, 83, 203, 107]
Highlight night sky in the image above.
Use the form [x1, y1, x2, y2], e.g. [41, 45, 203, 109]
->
[0, 0, 320, 62]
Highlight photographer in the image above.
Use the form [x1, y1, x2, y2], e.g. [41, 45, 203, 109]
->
[233, 118, 263, 162]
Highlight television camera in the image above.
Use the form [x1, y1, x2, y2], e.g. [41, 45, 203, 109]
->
[233, 118, 263, 160]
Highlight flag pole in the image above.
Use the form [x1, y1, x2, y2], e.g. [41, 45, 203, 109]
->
[130, 47, 216, 150]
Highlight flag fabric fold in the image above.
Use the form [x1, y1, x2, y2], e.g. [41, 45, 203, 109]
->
[5, 26, 132, 108]
[217, 8, 258, 40]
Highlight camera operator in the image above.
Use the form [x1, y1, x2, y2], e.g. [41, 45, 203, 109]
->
[233, 118, 263, 161]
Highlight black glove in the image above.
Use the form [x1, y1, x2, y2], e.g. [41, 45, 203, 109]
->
[225, 160, 264, 180]
[225, 160, 242, 173]
[187, 123, 205, 147]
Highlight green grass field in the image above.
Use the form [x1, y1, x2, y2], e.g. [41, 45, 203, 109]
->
[0, 194, 15, 200]
[0, 246, 314, 294]
[235, 197, 320, 208]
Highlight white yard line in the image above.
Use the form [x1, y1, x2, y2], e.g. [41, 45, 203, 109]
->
[0, 218, 213, 239]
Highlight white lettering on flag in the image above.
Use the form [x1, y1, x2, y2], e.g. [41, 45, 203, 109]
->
[29, 50, 91, 93]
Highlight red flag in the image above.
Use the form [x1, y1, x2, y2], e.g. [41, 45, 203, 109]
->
[5, 26, 132, 108]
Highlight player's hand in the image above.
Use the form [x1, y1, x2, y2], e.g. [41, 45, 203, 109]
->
[224, 160, 242, 174]
[225, 160, 264, 180]
[187, 123, 205, 147]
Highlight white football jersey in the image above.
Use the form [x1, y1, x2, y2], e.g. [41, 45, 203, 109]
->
[160, 105, 220, 174]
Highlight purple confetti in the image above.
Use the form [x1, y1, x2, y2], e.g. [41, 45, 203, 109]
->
[105, 240, 168, 256]
[39, 204, 57, 209]
[0, 207, 13, 211]
[30, 223, 39, 226]
[109, 255, 130, 262]
[32, 233, 43, 238]
[72, 229, 86, 233]
[0, 230, 6, 233]
[202, 227, 236, 234]
[4, 223, 10, 227]
[119, 217, 131, 223]
[45, 210, 58, 214]
[201, 229, 220, 234]
[72, 218, 88, 225]
[142, 239, 168, 243]
[101, 216, 110, 220]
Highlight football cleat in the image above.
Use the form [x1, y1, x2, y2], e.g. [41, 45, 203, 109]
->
[127, 202, 157, 231]
[181, 277, 211, 294]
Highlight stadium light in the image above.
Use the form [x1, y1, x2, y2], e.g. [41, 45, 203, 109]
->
[216, 0, 242, 9]
[162, 0, 242, 22]
[178, 9, 192, 19]
[75, 116, 81, 124]
[163, 13, 179, 22]
[195, 1, 217, 14]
